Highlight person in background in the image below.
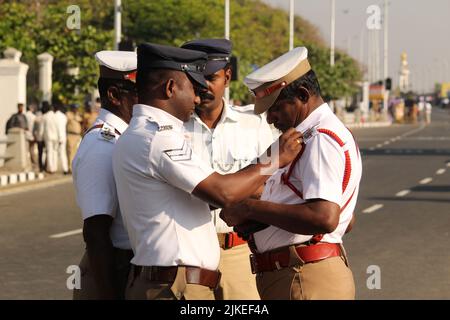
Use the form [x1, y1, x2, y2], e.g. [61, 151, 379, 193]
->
[25, 104, 37, 166]
[41, 102, 59, 173]
[33, 102, 47, 172]
[5, 103, 28, 134]
[82, 101, 99, 133]
[55, 103, 69, 174]
[66, 104, 83, 173]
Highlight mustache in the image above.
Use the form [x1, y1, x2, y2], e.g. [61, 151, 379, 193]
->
[199, 91, 215, 101]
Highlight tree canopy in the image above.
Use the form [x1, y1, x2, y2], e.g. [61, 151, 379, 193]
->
[0, 0, 362, 105]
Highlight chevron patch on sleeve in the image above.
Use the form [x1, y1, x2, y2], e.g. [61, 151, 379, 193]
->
[163, 141, 192, 161]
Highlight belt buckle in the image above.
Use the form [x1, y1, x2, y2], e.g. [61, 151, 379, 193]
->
[249, 254, 258, 274]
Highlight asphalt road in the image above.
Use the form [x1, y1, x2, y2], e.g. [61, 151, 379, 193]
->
[0, 108, 449, 300]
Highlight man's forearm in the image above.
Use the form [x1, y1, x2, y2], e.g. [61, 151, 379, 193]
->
[245, 199, 339, 235]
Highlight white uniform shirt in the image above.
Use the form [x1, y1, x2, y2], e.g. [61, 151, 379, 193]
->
[254, 103, 362, 253]
[184, 102, 274, 233]
[55, 110, 67, 143]
[72, 108, 131, 250]
[42, 110, 59, 141]
[112, 104, 219, 270]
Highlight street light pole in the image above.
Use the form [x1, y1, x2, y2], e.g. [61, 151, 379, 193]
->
[383, 0, 389, 80]
[114, 0, 121, 50]
[382, 0, 389, 120]
[330, 0, 335, 67]
[289, 0, 294, 50]
[225, 0, 230, 103]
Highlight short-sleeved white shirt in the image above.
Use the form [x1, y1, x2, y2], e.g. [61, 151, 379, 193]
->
[254, 103, 362, 253]
[184, 102, 275, 233]
[72, 108, 131, 250]
[112, 104, 219, 270]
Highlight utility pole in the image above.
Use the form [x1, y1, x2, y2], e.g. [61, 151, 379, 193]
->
[330, 0, 335, 66]
[289, 0, 294, 50]
[114, 0, 121, 50]
[225, 0, 230, 103]
[382, 0, 389, 120]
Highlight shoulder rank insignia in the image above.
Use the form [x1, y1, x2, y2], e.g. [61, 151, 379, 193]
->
[158, 125, 173, 132]
[100, 123, 116, 141]
[302, 124, 319, 144]
[163, 140, 192, 161]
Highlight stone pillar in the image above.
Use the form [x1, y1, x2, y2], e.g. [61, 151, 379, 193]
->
[3, 128, 30, 171]
[0, 48, 29, 167]
[37, 52, 53, 103]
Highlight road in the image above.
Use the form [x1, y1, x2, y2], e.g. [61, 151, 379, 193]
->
[0, 108, 449, 299]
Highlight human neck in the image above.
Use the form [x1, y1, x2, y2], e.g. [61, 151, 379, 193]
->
[294, 95, 325, 127]
[196, 100, 224, 129]
[102, 104, 130, 124]
[304, 96, 325, 118]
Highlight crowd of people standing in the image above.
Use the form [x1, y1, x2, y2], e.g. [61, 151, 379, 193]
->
[5, 99, 101, 174]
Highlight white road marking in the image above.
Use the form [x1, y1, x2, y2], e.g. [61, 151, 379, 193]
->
[376, 144, 383, 148]
[49, 229, 82, 239]
[396, 190, 410, 197]
[419, 177, 433, 185]
[436, 169, 446, 175]
[362, 204, 384, 214]
[401, 124, 426, 138]
[369, 147, 375, 151]
[447, 162, 450, 168]
[383, 141, 390, 145]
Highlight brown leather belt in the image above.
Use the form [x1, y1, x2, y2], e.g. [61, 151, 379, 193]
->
[250, 242, 342, 274]
[217, 232, 247, 249]
[132, 265, 221, 289]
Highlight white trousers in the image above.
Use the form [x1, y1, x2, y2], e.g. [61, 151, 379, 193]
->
[58, 140, 69, 173]
[45, 139, 59, 173]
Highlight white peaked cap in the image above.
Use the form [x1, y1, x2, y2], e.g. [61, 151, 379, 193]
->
[95, 50, 137, 72]
[244, 47, 311, 114]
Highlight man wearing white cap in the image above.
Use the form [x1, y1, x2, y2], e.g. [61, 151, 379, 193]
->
[221, 47, 362, 300]
[72, 50, 137, 299]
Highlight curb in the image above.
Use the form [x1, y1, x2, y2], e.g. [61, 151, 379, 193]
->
[0, 176, 72, 197]
[346, 121, 392, 129]
[0, 171, 45, 187]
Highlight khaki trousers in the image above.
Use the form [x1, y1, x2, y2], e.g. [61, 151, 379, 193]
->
[256, 250, 355, 300]
[67, 133, 81, 172]
[126, 266, 215, 300]
[73, 248, 133, 300]
[215, 244, 260, 300]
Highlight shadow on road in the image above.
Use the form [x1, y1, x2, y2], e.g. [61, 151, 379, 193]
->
[360, 149, 450, 156]
[368, 196, 450, 204]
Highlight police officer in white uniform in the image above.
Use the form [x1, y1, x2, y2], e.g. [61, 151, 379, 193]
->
[72, 51, 137, 299]
[182, 39, 274, 300]
[221, 47, 363, 300]
[112, 43, 302, 300]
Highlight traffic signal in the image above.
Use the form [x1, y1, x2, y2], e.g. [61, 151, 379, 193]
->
[230, 56, 238, 81]
[385, 77, 392, 90]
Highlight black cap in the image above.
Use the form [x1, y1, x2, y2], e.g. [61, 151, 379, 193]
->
[181, 39, 232, 76]
[137, 42, 208, 88]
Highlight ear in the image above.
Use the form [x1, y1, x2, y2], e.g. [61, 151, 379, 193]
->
[224, 67, 232, 88]
[164, 78, 176, 98]
[107, 86, 121, 107]
[297, 86, 311, 103]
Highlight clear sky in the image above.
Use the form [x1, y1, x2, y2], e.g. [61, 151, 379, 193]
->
[261, 0, 450, 92]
